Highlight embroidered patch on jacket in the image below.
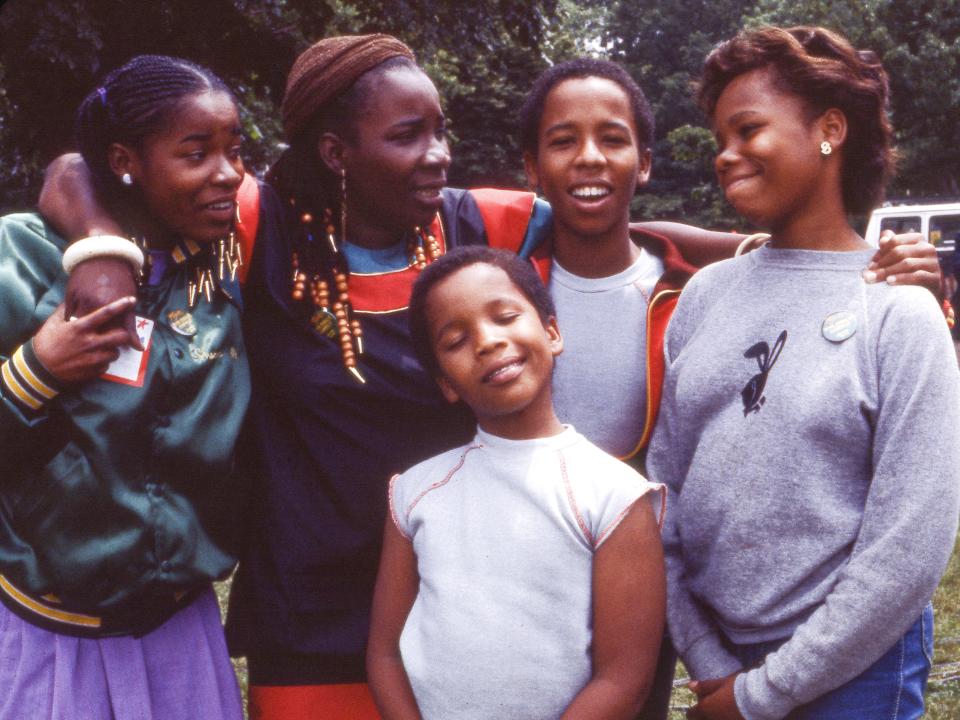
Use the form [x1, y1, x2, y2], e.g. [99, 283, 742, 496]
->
[741, 330, 787, 415]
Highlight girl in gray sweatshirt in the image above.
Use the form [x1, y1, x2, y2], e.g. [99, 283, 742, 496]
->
[648, 26, 960, 720]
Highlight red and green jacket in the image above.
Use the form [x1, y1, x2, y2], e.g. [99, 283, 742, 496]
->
[519, 216, 698, 467]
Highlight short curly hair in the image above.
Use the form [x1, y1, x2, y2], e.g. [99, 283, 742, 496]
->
[519, 57, 655, 157]
[408, 246, 555, 379]
[697, 26, 895, 215]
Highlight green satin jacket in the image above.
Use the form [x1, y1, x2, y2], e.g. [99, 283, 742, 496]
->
[0, 213, 249, 636]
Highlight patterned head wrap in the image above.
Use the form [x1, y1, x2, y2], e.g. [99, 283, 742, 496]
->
[282, 34, 416, 142]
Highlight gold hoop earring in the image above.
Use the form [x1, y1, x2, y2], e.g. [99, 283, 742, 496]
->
[820, 141, 833, 156]
[340, 168, 347, 244]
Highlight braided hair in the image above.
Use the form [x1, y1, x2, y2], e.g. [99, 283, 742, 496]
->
[75, 54, 235, 228]
[266, 36, 438, 382]
[269, 55, 430, 382]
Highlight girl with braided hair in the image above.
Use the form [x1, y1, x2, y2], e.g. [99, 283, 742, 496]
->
[0, 55, 247, 719]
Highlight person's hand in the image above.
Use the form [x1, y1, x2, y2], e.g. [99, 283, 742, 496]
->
[863, 230, 942, 297]
[65, 257, 142, 350]
[33, 297, 138, 383]
[687, 673, 745, 720]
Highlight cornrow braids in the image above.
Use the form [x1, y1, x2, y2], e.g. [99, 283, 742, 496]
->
[75, 54, 234, 225]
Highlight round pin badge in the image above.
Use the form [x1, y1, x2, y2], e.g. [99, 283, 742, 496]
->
[167, 309, 197, 337]
[310, 308, 337, 338]
[821, 311, 857, 343]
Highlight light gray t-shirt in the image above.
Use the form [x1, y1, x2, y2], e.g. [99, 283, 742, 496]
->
[647, 246, 960, 720]
[551, 250, 664, 456]
[391, 426, 663, 719]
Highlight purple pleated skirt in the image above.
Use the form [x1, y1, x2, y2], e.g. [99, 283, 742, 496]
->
[0, 587, 243, 720]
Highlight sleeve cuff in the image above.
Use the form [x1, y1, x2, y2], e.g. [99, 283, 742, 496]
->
[734, 664, 801, 720]
[679, 631, 743, 680]
[0, 340, 63, 417]
[388, 473, 412, 541]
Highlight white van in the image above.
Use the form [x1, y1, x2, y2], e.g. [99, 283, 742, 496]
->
[865, 202, 960, 256]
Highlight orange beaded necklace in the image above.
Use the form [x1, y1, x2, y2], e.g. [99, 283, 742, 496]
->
[289, 204, 443, 384]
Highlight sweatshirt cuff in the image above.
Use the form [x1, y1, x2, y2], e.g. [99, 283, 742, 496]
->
[734, 664, 800, 720]
[0, 340, 63, 416]
[681, 631, 743, 680]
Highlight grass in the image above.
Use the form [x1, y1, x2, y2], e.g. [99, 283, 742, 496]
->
[213, 575, 249, 718]
[923, 340, 960, 718]
[216, 541, 960, 720]
[926, 538, 960, 719]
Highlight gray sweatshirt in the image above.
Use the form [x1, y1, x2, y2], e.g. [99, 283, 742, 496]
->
[647, 246, 960, 720]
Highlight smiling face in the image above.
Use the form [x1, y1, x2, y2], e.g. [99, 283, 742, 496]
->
[426, 262, 563, 439]
[712, 67, 834, 232]
[524, 77, 650, 249]
[113, 90, 244, 245]
[339, 66, 451, 247]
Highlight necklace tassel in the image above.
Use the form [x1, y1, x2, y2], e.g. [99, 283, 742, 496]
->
[290, 202, 442, 384]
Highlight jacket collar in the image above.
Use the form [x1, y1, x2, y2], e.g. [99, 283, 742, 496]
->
[528, 224, 698, 294]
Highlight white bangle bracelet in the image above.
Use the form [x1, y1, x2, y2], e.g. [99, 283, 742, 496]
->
[62, 235, 145, 274]
[734, 232, 771, 257]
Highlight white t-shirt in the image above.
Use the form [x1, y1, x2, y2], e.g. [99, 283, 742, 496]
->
[550, 250, 665, 456]
[390, 426, 664, 719]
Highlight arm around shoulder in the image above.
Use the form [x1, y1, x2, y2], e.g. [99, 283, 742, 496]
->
[39, 153, 124, 239]
[633, 221, 742, 268]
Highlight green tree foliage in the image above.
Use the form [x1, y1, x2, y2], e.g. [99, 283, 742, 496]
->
[877, 0, 960, 199]
[604, 0, 960, 228]
[603, 0, 754, 229]
[741, 0, 960, 201]
[0, 0, 302, 209]
[746, 0, 880, 39]
[1, 0, 958, 217]
[0, 0, 558, 210]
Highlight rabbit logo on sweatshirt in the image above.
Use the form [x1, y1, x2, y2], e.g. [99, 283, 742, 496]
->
[741, 330, 787, 416]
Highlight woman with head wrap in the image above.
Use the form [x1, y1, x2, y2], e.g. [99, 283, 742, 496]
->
[227, 34, 560, 718]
